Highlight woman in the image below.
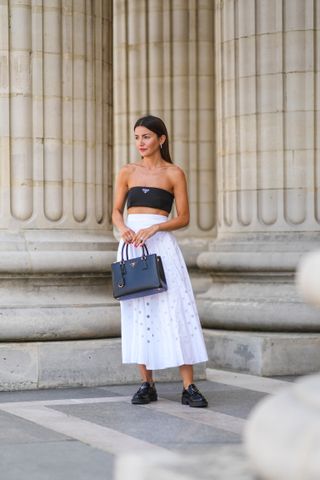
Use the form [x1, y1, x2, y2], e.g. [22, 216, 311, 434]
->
[112, 115, 208, 407]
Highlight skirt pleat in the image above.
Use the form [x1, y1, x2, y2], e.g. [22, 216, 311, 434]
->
[117, 214, 208, 370]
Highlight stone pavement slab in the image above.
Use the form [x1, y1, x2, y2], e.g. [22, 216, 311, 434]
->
[0, 370, 297, 479]
[52, 401, 240, 449]
[0, 409, 67, 445]
[0, 441, 114, 480]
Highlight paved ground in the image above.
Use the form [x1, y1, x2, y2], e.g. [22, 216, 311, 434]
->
[0, 369, 296, 480]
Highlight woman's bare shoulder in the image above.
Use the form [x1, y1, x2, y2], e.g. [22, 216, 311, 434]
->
[120, 163, 137, 171]
[118, 163, 137, 177]
[166, 164, 186, 181]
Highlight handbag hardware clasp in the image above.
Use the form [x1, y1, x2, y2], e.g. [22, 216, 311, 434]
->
[130, 261, 137, 267]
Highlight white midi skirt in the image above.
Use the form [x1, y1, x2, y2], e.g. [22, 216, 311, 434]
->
[117, 214, 208, 370]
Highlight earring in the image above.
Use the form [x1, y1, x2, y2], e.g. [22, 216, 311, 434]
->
[160, 143, 163, 149]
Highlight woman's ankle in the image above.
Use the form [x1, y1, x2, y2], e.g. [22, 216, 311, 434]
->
[142, 378, 154, 384]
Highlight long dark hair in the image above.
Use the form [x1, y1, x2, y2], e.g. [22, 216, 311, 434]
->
[134, 115, 173, 163]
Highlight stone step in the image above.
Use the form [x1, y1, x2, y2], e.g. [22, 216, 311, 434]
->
[0, 338, 206, 391]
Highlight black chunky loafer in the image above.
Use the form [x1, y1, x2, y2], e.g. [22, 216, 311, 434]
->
[131, 382, 158, 405]
[181, 383, 208, 408]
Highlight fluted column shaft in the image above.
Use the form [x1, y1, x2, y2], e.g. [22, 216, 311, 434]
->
[0, 0, 113, 232]
[113, 0, 215, 237]
[215, 0, 319, 234]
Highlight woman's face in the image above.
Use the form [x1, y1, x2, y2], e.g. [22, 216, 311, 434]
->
[134, 126, 164, 157]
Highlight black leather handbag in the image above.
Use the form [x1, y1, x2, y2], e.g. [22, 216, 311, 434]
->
[111, 243, 167, 301]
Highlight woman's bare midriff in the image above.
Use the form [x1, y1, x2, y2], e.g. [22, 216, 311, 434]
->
[127, 206, 169, 217]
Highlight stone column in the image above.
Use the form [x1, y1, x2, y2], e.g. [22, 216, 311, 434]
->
[0, 0, 120, 389]
[113, 0, 215, 257]
[197, 0, 320, 375]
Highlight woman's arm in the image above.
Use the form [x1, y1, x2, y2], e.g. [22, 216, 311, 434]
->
[112, 166, 135, 242]
[156, 166, 190, 231]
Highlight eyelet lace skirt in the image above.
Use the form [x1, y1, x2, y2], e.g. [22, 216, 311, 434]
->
[117, 214, 208, 370]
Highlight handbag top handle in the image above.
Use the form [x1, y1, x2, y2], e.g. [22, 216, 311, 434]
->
[121, 242, 150, 262]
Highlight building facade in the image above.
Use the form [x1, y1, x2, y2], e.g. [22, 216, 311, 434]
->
[0, 0, 319, 389]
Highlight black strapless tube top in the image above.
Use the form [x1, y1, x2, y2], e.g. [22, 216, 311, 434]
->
[127, 186, 174, 213]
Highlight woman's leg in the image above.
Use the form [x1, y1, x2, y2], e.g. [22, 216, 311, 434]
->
[179, 364, 193, 389]
[138, 364, 154, 383]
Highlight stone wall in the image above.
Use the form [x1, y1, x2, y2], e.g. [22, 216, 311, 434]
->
[0, 0, 319, 388]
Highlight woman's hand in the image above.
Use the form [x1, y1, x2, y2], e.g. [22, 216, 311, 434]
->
[119, 226, 136, 244]
[133, 225, 159, 247]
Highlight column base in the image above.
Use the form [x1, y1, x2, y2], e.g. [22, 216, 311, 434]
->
[0, 230, 121, 341]
[0, 338, 206, 391]
[0, 274, 122, 341]
[196, 233, 320, 332]
[204, 329, 320, 376]
[197, 275, 320, 332]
